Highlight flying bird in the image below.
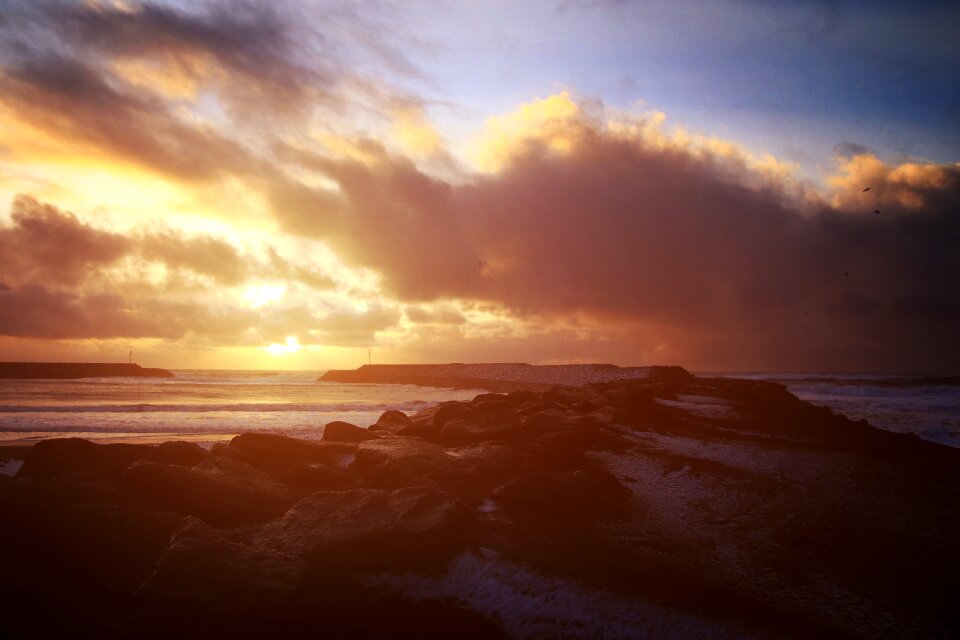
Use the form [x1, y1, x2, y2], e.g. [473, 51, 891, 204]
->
[862, 187, 871, 192]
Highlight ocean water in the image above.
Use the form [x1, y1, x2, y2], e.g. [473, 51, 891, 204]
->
[714, 373, 960, 448]
[0, 370, 482, 446]
[0, 369, 956, 450]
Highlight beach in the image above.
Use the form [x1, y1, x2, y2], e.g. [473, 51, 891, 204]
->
[2, 365, 958, 638]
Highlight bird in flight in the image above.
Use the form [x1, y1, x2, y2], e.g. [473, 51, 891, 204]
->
[862, 187, 871, 192]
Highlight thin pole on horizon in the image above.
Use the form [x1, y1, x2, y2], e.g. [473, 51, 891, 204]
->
[368, 348, 371, 366]
[129, 350, 132, 364]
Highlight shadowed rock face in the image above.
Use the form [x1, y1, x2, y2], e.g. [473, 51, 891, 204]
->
[2, 374, 959, 639]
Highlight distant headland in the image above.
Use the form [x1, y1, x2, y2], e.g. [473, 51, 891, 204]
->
[0, 362, 174, 379]
[319, 362, 691, 392]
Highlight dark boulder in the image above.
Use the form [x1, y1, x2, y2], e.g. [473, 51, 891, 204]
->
[36, 471, 127, 507]
[369, 409, 414, 434]
[470, 396, 516, 414]
[17, 438, 208, 481]
[378, 409, 414, 427]
[280, 463, 358, 492]
[527, 429, 590, 469]
[352, 437, 455, 489]
[436, 409, 523, 446]
[55, 504, 181, 594]
[323, 420, 378, 443]
[431, 401, 476, 427]
[445, 442, 535, 499]
[131, 517, 303, 636]
[227, 433, 355, 475]
[492, 466, 630, 523]
[260, 486, 473, 571]
[123, 457, 293, 525]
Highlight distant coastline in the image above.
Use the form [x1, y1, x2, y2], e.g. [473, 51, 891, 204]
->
[0, 362, 174, 379]
[318, 363, 692, 392]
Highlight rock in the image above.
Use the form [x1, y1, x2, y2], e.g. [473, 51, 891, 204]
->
[528, 429, 589, 469]
[435, 409, 523, 446]
[55, 504, 180, 594]
[323, 420, 378, 443]
[17, 438, 208, 481]
[373, 404, 474, 440]
[37, 471, 127, 506]
[523, 410, 623, 449]
[123, 457, 293, 525]
[492, 467, 630, 523]
[431, 401, 476, 427]
[373, 409, 414, 430]
[280, 463, 358, 492]
[352, 437, 456, 489]
[445, 442, 535, 499]
[227, 433, 355, 475]
[506, 390, 538, 405]
[260, 486, 473, 571]
[470, 396, 516, 414]
[132, 517, 303, 634]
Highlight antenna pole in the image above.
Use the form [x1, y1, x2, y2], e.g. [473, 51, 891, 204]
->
[368, 348, 371, 366]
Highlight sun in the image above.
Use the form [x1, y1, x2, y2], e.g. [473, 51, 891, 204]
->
[266, 336, 302, 356]
[243, 284, 287, 309]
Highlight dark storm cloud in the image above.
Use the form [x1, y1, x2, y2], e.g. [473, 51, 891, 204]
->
[0, 284, 184, 339]
[277, 144, 481, 301]
[0, 195, 130, 286]
[276, 110, 960, 370]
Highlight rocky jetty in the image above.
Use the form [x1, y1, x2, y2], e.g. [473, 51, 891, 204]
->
[2, 373, 959, 638]
[318, 362, 690, 391]
[0, 362, 174, 379]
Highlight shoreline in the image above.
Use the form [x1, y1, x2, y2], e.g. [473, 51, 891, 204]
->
[3, 372, 959, 637]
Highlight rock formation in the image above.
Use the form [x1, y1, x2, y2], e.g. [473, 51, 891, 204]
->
[2, 372, 959, 638]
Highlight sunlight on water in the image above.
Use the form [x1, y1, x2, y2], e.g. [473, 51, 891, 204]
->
[0, 370, 482, 445]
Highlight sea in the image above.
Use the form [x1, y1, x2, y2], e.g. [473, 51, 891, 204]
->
[0, 370, 482, 447]
[0, 370, 957, 451]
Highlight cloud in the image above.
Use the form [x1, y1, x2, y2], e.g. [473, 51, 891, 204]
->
[277, 94, 960, 370]
[0, 53, 261, 181]
[139, 229, 247, 285]
[0, 195, 130, 286]
[276, 144, 482, 301]
[404, 304, 467, 325]
[0, 195, 345, 348]
[827, 152, 960, 211]
[313, 304, 401, 347]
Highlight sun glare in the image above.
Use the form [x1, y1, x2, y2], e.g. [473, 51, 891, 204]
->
[243, 283, 286, 309]
[266, 336, 302, 356]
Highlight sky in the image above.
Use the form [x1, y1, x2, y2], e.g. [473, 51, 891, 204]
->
[0, 0, 958, 372]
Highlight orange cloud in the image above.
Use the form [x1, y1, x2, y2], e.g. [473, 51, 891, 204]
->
[828, 153, 960, 211]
